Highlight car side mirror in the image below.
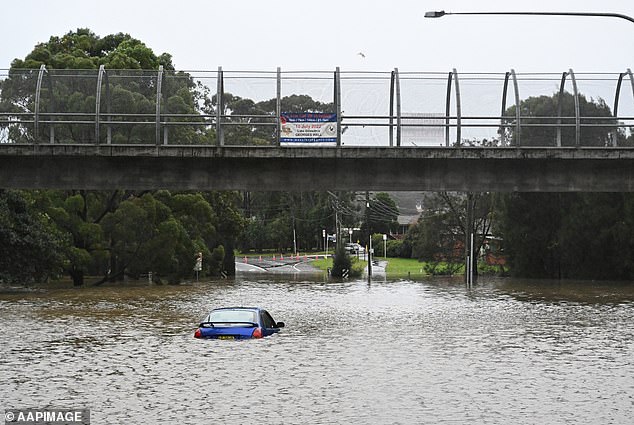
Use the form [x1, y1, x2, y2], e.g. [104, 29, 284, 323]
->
[276, 322, 285, 328]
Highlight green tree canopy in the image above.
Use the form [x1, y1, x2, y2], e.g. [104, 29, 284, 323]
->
[10, 29, 174, 70]
[0, 190, 65, 284]
[498, 93, 634, 280]
[502, 92, 618, 147]
[404, 192, 494, 275]
[1, 28, 212, 145]
[0, 29, 240, 285]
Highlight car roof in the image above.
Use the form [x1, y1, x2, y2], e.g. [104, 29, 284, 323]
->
[210, 307, 262, 312]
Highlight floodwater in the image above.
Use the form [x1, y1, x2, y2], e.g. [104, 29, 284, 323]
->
[1, 275, 633, 424]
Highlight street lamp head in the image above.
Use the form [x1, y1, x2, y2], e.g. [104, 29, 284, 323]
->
[424, 10, 446, 18]
[423, 10, 634, 24]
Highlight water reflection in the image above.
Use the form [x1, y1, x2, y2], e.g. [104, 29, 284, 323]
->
[1, 277, 632, 424]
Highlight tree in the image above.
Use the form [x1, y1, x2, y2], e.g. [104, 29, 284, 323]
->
[102, 193, 201, 284]
[501, 92, 618, 147]
[330, 241, 352, 278]
[405, 192, 494, 275]
[0, 28, 212, 145]
[558, 193, 632, 279]
[203, 192, 245, 276]
[41, 190, 110, 286]
[497, 92, 634, 280]
[497, 193, 570, 278]
[238, 190, 358, 254]
[154, 191, 228, 277]
[0, 29, 232, 285]
[0, 190, 65, 283]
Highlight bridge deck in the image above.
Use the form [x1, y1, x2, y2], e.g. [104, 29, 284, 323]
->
[2, 144, 634, 192]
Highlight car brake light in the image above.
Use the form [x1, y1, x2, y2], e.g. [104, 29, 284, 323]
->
[194, 328, 202, 338]
[252, 328, 263, 338]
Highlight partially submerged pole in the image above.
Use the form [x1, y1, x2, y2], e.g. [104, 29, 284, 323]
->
[366, 191, 372, 282]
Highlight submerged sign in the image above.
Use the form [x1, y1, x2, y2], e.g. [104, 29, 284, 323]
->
[280, 113, 337, 146]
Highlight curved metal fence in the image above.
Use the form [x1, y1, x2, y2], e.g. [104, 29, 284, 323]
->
[0, 67, 633, 147]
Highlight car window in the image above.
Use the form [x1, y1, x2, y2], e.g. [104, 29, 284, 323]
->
[208, 310, 257, 324]
[261, 311, 277, 328]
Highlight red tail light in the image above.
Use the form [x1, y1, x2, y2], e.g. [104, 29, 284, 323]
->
[252, 328, 263, 338]
[194, 328, 202, 338]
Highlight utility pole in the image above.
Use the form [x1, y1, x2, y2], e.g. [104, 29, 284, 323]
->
[366, 191, 372, 280]
[465, 192, 475, 286]
[291, 202, 298, 256]
[334, 205, 340, 256]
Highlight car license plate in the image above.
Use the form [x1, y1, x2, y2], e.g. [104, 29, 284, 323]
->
[218, 335, 235, 340]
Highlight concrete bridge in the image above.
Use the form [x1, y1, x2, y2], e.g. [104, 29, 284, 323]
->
[1, 67, 633, 192]
[3, 144, 634, 192]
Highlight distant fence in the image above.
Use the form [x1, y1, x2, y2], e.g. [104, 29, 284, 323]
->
[1, 67, 633, 147]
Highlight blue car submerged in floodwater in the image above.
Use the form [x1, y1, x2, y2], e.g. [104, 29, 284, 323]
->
[194, 307, 285, 340]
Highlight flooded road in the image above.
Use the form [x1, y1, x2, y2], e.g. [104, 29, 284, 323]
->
[1, 276, 633, 424]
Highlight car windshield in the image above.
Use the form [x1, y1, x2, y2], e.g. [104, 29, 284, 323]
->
[207, 309, 257, 325]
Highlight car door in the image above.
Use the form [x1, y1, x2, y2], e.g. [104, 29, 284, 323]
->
[260, 310, 279, 336]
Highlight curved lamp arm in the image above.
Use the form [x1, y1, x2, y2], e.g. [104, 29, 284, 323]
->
[425, 10, 634, 24]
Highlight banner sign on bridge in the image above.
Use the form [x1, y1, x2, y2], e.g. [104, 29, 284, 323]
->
[280, 113, 337, 146]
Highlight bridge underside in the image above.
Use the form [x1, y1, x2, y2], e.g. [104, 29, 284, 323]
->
[2, 145, 634, 192]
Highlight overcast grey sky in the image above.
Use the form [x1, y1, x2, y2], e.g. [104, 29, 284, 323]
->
[2, 0, 633, 73]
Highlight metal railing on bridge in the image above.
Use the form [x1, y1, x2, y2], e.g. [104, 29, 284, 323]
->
[0, 66, 633, 148]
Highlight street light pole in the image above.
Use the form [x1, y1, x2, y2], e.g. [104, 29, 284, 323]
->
[424, 10, 634, 24]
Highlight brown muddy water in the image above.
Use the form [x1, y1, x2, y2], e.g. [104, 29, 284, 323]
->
[1, 276, 633, 424]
